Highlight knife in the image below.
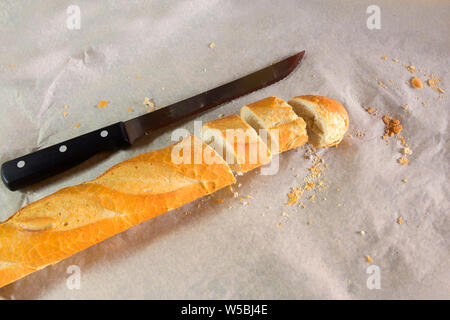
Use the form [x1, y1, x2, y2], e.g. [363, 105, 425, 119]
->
[1, 51, 305, 191]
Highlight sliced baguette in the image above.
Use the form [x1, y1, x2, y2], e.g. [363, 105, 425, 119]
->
[0, 135, 235, 288]
[240, 96, 308, 153]
[201, 114, 272, 174]
[288, 95, 349, 148]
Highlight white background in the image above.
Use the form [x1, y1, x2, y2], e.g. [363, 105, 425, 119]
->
[0, 0, 448, 299]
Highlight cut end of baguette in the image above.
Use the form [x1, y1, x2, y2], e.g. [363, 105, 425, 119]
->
[240, 96, 308, 153]
[202, 114, 272, 174]
[288, 95, 349, 148]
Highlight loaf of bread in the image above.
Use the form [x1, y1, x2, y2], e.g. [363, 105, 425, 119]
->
[0, 135, 235, 288]
[288, 95, 349, 148]
[201, 114, 272, 174]
[0, 94, 349, 289]
[240, 96, 308, 153]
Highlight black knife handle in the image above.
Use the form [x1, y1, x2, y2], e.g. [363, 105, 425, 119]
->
[1, 122, 131, 191]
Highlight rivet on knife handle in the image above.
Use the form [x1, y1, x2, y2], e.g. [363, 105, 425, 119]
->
[1, 122, 131, 191]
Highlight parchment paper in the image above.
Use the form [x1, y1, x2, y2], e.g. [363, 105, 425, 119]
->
[0, 0, 448, 299]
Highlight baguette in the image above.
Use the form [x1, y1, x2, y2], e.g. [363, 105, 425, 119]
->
[288, 95, 349, 148]
[201, 114, 272, 174]
[240, 96, 308, 153]
[0, 135, 235, 288]
[0, 94, 349, 289]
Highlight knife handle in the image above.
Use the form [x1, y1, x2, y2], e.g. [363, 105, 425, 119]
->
[1, 122, 131, 191]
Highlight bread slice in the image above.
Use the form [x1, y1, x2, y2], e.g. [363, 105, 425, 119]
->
[288, 95, 349, 148]
[0, 135, 235, 288]
[240, 96, 308, 153]
[202, 114, 272, 174]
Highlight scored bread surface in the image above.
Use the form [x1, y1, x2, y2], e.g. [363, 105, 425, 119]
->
[0, 135, 235, 288]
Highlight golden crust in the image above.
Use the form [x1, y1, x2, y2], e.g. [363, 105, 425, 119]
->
[291, 95, 349, 122]
[288, 95, 349, 148]
[240, 96, 308, 153]
[202, 114, 272, 173]
[0, 135, 235, 288]
[269, 117, 308, 152]
[242, 96, 297, 127]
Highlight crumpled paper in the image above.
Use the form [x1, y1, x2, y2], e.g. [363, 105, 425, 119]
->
[0, 0, 448, 299]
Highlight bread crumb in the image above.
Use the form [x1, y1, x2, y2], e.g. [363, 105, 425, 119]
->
[366, 255, 374, 263]
[397, 135, 408, 147]
[397, 157, 409, 165]
[360, 230, 366, 235]
[279, 222, 283, 226]
[97, 100, 109, 108]
[411, 77, 423, 88]
[143, 97, 155, 108]
[136, 75, 141, 79]
[285, 186, 304, 205]
[437, 87, 445, 94]
[402, 179, 408, 183]
[304, 182, 315, 191]
[74, 123, 81, 128]
[381, 56, 387, 60]
[397, 217, 404, 225]
[62, 111, 68, 118]
[63, 105, 69, 109]
[281, 212, 289, 217]
[382, 115, 403, 140]
[401, 104, 409, 110]
[392, 58, 399, 62]
[407, 65, 416, 73]
[215, 199, 224, 204]
[312, 74, 316, 78]
[209, 42, 216, 49]
[246, 195, 252, 199]
[307, 221, 312, 226]
[308, 195, 316, 201]
[402, 147, 412, 155]
[366, 106, 376, 115]
[128, 107, 134, 112]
